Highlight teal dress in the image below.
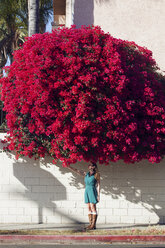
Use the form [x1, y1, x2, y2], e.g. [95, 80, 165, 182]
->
[84, 172, 98, 204]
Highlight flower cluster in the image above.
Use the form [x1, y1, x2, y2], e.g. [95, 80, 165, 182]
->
[1, 25, 165, 166]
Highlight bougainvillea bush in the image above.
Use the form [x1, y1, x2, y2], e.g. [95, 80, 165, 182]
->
[1, 26, 165, 166]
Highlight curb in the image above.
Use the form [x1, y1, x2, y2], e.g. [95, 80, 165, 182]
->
[0, 235, 165, 243]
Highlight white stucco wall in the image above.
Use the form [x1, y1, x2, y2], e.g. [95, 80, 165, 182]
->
[0, 133, 165, 224]
[73, 0, 165, 72]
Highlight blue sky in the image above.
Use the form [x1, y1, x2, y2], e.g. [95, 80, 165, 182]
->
[46, 14, 53, 32]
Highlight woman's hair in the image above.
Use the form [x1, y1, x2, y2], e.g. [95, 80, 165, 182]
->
[91, 162, 100, 181]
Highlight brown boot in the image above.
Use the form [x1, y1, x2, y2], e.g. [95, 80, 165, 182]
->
[94, 214, 97, 229]
[85, 214, 93, 230]
[88, 214, 97, 230]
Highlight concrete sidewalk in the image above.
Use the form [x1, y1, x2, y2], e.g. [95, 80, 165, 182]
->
[0, 223, 146, 230]
[0, 223, 165, 244]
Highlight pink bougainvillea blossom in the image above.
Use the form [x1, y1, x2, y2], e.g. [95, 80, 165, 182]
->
[1, 26, 165, 166]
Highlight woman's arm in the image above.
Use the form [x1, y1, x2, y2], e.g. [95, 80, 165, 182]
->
[96, 177, 100, 202]
[67, 165, 86, 177]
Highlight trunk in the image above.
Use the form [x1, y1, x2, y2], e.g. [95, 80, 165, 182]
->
[0, 53, 7, 78]
[28, 0, 39, 36]
[0, 68, 3, 78]
[8, 54, 13, 65]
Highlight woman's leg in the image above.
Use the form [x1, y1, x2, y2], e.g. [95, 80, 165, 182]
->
[87, 203, 92, 213]
[89, 203, 97, 229]
[86, 203, 93, 229]
[90, 203, 96, 212]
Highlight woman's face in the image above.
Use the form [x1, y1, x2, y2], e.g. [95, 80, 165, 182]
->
[88, 164, 96, 174]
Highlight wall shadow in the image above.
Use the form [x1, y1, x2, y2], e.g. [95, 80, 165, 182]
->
[13, 160, 65, 224]
[73, 0, 116, 28]
[73, 0, 94, 28]
[5, 152, 83, 225]
[13, 159, 84, 225]
[2, 135, 165, 224]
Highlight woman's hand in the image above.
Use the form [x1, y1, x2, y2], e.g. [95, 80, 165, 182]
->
[67, 165, 86, 177]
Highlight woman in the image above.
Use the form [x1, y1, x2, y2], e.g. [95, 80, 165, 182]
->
[67, 162, 100, 230]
